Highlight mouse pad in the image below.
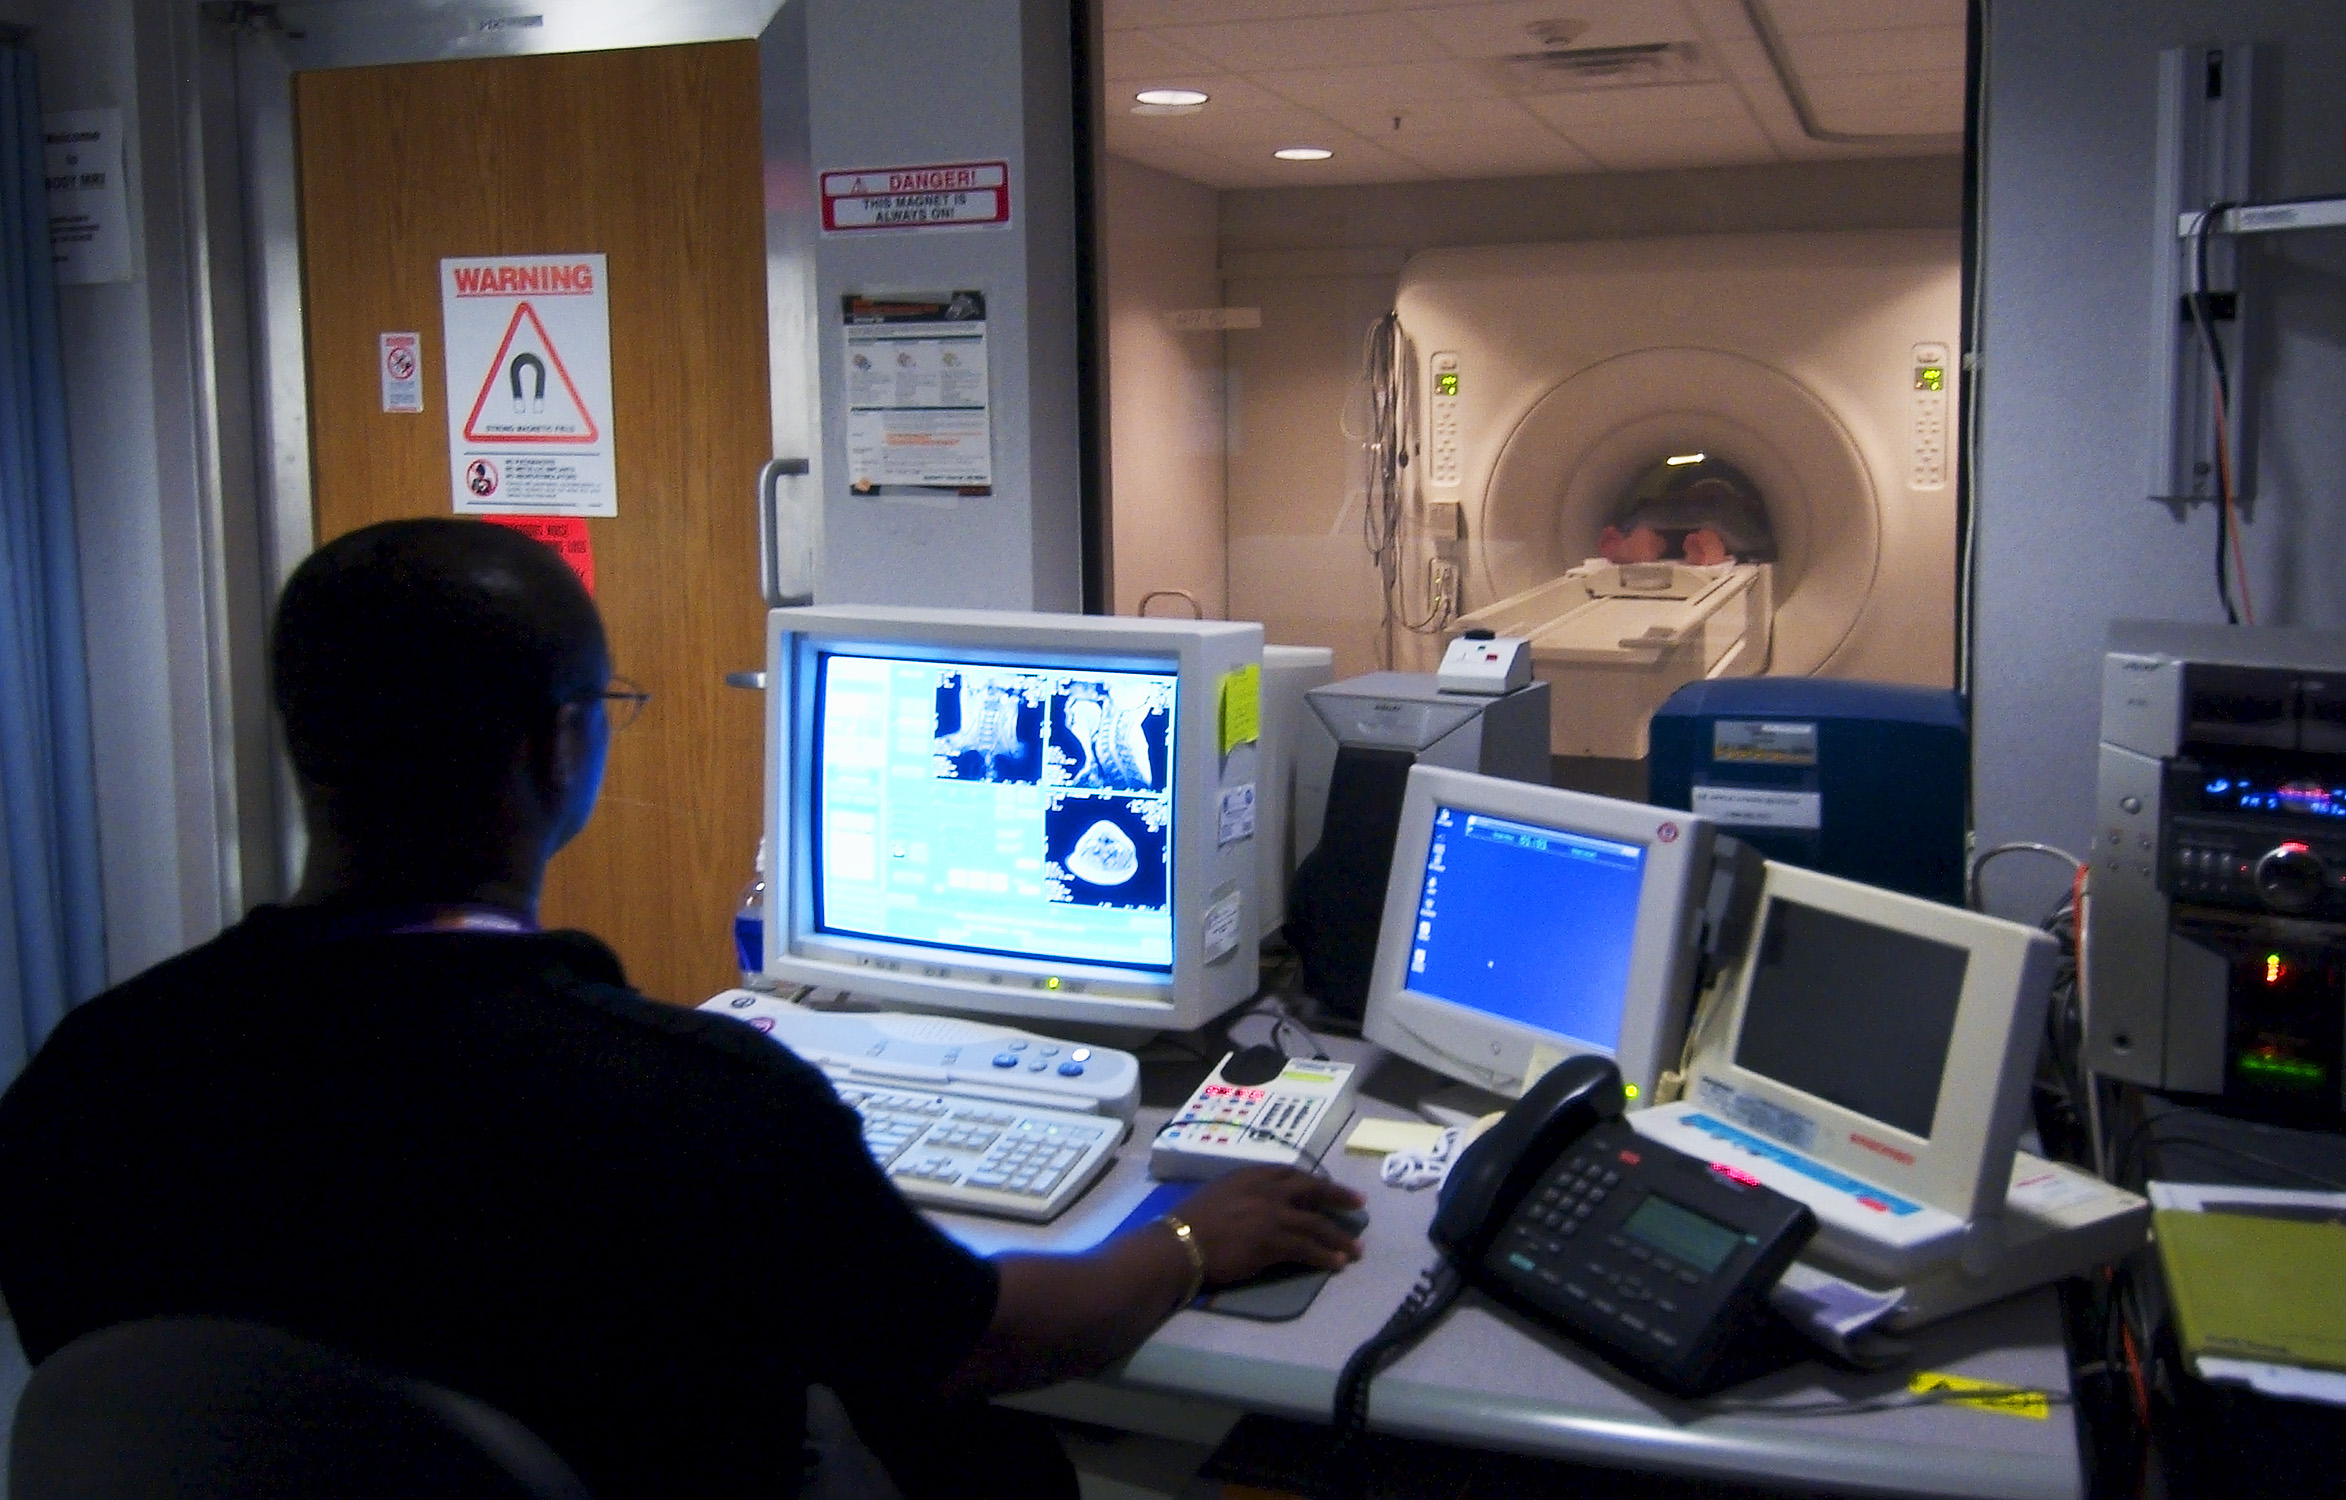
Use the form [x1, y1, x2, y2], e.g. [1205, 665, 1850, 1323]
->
[1108, 1181, 1354, 1322]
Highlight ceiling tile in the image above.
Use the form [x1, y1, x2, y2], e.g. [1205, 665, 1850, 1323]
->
[1398, 0, 1700, 60]
[1297, 93, 1548, 137]
[1250, 59, 1508, 112]
[1160, 12, 1439, 70]
[1103, 30, 1214, 83]
[1111, 99, 1356, 148]
[1104, 144, 1246, 191]
[1800, 68, 1965, 134]
[1519, 80, 1751, 128]
[1101, 72, 1300, 115]
[1105, 0, 1394, 28]
[1388, 127, 1604, 176]
[1758, 0, 1965, 36]
[1782, 25, 1965, 77]
[1197, 133, 1430, 187]
[1565, 110, 1780, 169]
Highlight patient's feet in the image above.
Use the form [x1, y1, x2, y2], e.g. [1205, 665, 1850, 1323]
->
[1682, 528, 1731, 566]
[1598, 524, 1667, 564]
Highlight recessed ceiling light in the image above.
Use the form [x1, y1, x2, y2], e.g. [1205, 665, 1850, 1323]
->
[1134, 88, 1209, 107]
[1273, 146, 1333, 161]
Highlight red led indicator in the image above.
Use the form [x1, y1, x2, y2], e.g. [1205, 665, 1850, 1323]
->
[2266, 952, 2287, 985]
[1708, 1162, 1761, 1187]
[1617, 1149, 1642, 1166]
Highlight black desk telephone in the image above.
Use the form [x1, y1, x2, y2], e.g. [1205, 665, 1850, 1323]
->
[1336, 1056, 1816, 1429]
[1433, 1053, 1816, 1396]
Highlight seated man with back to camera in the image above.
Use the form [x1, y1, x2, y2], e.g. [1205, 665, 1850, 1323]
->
[0, 518, 1363, 1500]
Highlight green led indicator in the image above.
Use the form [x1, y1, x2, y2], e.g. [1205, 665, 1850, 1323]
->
[2237, 1052, 2327, 1087]
[1435, 371, 1460, 397]
[1915, 365, 1945, 392]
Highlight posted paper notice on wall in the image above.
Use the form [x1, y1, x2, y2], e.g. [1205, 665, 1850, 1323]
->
[441, 254, 616, 517]
[44, 109, 131, 285]
[842, 291, 991, 494]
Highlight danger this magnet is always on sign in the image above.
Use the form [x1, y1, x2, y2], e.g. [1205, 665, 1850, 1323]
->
[820, 161, 1010, 234]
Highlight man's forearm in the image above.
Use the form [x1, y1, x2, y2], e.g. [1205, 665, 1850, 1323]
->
[938, 1224, 1190, 1400]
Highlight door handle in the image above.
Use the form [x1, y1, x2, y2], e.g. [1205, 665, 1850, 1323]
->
[758, 457, 813, 608]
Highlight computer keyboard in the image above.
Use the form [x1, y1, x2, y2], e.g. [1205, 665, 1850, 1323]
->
[836, 1082, 1127, 1223]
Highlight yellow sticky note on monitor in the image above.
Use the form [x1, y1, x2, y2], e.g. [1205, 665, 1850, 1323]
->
[1906, 1371, 2050, 1420]
[1220, 663, 1261, 755]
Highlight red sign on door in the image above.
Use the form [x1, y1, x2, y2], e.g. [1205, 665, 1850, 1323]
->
[482, 514, 595, 595]
[820, 161, 1010, 233]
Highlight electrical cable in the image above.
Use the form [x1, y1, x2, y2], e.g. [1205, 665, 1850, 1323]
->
[1317, 1259, 1467, 1499]
[1345, 312, 1449, 670]
[2187, 201, 2250, 625]
[2108, 1109, 2346, 1193]
[1965, 841, 2085, 910]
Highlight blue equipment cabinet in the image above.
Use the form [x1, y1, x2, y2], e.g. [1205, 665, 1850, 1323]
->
[1647, 679, 1968, 905]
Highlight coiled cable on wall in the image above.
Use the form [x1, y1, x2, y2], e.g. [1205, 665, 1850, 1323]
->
[1346, 311, 1449, 668]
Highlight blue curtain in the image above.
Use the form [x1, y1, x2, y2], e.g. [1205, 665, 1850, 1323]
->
[0, 44, 104, 1084]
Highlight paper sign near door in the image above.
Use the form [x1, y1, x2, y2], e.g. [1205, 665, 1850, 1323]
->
[441, 254, 617, 517]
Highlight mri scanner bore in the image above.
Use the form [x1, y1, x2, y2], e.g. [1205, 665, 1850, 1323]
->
[1390, 229, 1961, 765]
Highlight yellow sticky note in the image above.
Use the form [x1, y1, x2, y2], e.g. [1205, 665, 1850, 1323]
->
[1220, 663, 1261, 756]
[1344, 1118, 1448, 1156]
[1906, 1371, 2051, 1421]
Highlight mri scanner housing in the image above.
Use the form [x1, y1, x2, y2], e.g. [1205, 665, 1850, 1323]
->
[1394, 229, 1962, 759]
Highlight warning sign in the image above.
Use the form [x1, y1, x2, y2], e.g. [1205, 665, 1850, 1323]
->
[441, 254, 616, 517]
[482, 514, 596, 595]
[821, 161, 1011, 234]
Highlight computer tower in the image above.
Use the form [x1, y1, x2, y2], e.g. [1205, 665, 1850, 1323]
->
[1287, 672, 1550, 1020]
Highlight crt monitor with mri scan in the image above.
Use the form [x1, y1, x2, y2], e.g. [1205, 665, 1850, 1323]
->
[762, 605, 1263, 1033]
[1361, 765, 1719, 1104]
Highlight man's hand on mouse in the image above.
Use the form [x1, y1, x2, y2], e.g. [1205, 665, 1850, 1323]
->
[1177, 1166, 1365, 1284]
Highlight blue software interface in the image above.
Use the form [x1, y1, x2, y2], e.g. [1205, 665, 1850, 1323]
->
[1408, 804, 1648, 1049]
[812, 651, 1178, 971]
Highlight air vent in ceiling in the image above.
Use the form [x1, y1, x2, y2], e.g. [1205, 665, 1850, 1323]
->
[1490, 40, 1713, 92]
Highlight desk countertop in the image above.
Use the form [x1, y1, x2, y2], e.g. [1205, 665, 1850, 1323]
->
[937, 1042, 2083, 1500]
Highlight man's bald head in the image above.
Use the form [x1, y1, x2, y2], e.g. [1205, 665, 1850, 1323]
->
[272, 518, 609, 845]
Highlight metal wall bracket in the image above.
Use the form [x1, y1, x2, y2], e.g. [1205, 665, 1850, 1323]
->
[2147, 43, 2255, 509]
[2181, 196, 2346, 239]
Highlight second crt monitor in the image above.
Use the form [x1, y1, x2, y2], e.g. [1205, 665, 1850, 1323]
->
[1363, 765, 1719, 1103]
[762, 605, 1263, 1033]
[1632, 861, 2077, 1294]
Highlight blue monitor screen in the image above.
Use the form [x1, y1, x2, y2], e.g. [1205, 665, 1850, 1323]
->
[1406, 804, 1647, 1051]
[812, 651, 1178, 972]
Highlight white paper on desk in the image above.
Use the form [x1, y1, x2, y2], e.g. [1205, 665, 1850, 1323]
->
[1770, 1261, 1906, 1361]
[2195, 1358, 2346, 1408]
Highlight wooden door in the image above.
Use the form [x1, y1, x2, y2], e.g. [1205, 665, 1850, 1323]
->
[297, 43, 770, 1005]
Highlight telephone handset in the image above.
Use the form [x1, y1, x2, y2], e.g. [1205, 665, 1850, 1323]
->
[1430, 1055, 1818, 1397]
[1431, 1054, 1624, 1266]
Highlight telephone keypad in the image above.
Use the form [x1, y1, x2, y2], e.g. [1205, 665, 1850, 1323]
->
[1479, 1118, 1816, 1397]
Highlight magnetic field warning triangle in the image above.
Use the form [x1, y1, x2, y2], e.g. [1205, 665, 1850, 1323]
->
[462, 301, 599, 444]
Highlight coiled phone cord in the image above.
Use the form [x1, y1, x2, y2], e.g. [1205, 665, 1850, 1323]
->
[1316, 1258, 1466, 1499]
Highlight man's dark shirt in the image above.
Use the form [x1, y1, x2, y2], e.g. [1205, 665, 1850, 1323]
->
[0, 905, 999, 1499]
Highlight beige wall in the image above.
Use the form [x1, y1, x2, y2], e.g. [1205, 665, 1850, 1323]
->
[1216, 156, 1966, 680]
[1101, 155, 1227, 619]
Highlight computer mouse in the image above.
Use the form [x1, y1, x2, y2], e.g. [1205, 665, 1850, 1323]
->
[1325, 1204, 1370, 1239]
[1220, 1044, 1290, 1087]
